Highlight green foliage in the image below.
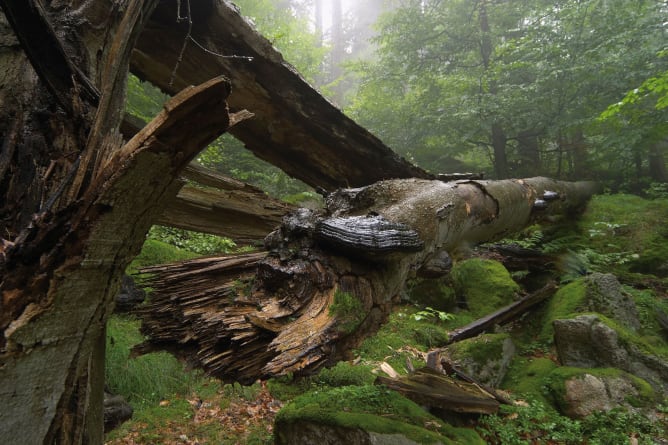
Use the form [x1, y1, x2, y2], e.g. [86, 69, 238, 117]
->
[450, 259, 520, 317]
[127, 238, 198, 275]
[147, 225, 236, 256]
[410, 306, 454, 323]
[106, 315, 202, 405]
[349, 0, 667, 181]
[477, 398, 662, 445]
[329, 290, 365, 334]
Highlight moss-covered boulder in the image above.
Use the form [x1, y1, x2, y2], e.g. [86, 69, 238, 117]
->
[274, 385, 484, 445]
[545, 367, 657, 419]
[450, 259, 520, 318]
[540, 273, 640, 342]
[445, 333, 515, 387]
[553, 314, 668, 393]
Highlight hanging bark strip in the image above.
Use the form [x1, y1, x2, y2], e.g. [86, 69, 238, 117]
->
[137, 177, 597, 384]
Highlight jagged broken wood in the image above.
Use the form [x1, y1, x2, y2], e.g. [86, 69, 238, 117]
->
[375, 367, 500, 414]
[136, 177, 597, 384]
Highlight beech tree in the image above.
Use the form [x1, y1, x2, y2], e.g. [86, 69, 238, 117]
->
[0, 1, 596, 443]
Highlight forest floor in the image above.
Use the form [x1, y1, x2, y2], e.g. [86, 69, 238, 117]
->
[105, 192, 668, 444]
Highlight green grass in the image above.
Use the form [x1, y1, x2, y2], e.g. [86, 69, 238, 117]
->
[105, 315, 202, 405]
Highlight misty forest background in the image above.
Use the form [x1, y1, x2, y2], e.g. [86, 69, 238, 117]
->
[107, 0, 668, 443]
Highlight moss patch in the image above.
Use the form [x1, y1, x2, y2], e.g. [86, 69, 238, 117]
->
[355, 306, 451, 373]
[329, 290, 365, 334]
[275, 385, 483, 444]
[501, 357, 558, 408]
[539, 278, 587, 342]
[450, 259, 520, 318]
[127, 238, 197, 275]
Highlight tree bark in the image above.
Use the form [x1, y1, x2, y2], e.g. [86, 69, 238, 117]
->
[0, 1, 241, 441]
[157, 164, 295, 244]
[136, 177, 597, 384]
[131, 0, 431, 191]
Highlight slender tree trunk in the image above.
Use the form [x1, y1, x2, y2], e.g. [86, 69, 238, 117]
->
[478, 1, 508, 179]
[648, 137, 668, 183]
[330, 0, 345, 105]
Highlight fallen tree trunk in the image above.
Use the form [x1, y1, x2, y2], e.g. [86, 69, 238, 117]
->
[131, 0, 432, 190]
[137, 177, 597, 383]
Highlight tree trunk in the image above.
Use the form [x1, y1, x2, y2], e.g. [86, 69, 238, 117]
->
[648, 137, 668, 183]
[0, 2, 241, 442]
[136, 177, 597, 384]
[131, 0, 431, 191]
[157, 164, 294, 244]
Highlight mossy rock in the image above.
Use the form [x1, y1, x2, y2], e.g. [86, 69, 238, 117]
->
[540, 273, 641, 342]
[545, 366, 657, 418]
[500, 357, 558, 409]
[275, 385, 484, 445]
[553, 313, 668, 393]
[445, 333, 515, 387]
[450, 259, 520, 318]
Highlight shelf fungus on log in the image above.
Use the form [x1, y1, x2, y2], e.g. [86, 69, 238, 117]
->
[315, 215, 424, 257]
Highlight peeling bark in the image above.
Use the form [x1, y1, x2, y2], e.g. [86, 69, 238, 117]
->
[137, 177, 597, 383]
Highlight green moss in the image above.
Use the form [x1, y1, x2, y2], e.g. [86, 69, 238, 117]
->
[539, 279, 587, 342]
[447, 333, 509, 365]
[585, 312, 668, 359]
[405, 278, 458, 312]
[329, 290, 365, 334]
[356, 306, 451, 373]
[312, 361, 376, 387]
[450, 259, 520, 317]
[275, 385, 483, 444]
[127, 238, 197, 275]
[501, 357, 558, 408]
[545, 366, 657, 410]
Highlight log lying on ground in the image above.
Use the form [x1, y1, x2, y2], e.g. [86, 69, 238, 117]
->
[137, 177, 597, 384]
[131, 0, 432, 190]
[376, 367, 500, 414]
[443, 282, 558, 345]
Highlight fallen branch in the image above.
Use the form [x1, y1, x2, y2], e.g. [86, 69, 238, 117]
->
[443, 281, 558, 346]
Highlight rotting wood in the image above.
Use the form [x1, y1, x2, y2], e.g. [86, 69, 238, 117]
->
[375, 367, 500, 414]
[136, 177, 597, 383]
[131, 0, 433, 190]
[156, 163, 295, 244]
